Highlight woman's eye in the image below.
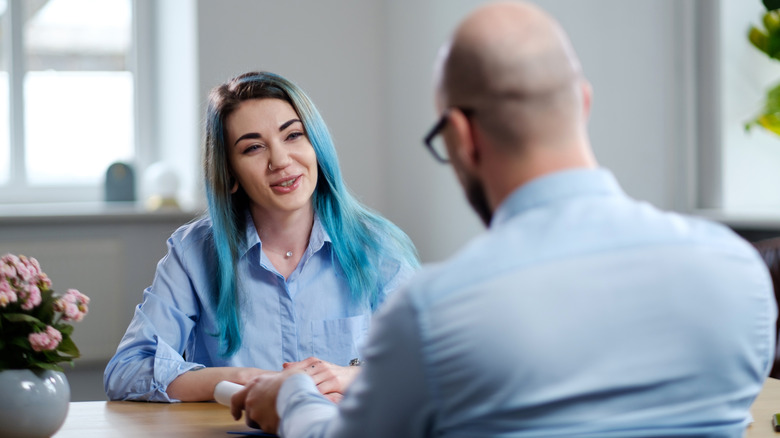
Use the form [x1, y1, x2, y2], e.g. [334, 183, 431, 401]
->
[243, 144, 265, 154]
[287, 132, 304, 141]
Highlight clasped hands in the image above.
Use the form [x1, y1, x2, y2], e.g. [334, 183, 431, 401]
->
[230, 357, 359, 433]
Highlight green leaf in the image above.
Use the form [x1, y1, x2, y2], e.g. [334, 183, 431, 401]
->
[765, 0, 780, 12]
[56, 324, 74, 337]
[35, 288, 56, 323]
[765, 22, 780, 59]
[56, 336, 80, 358]
[3, 313, 44, 326]
[766, 10, 780, 33]
[744, 80, 780, 137]
[751, 26, 771, 56]
[11, 337, 30, 349]
[31, 362, 65, 372]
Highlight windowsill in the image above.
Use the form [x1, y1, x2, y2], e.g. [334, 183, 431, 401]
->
[0, 201, 202, 225]
[694, 208, 780, 230]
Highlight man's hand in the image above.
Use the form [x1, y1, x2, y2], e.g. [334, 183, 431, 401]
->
[230, 370, 299, 434]
[283, 356, 360, 403]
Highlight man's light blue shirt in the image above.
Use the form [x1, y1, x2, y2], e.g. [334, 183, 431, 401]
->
[103, 213, 414, 402]
[275, 168, 776, 437]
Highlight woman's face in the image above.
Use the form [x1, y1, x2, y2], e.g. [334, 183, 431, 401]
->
[225, 98, 318, 219]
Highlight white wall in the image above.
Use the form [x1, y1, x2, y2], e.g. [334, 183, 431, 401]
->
[185, 0, 690, 261]
[0, 214, 191, 362]
[195, 0, 387, 214]
[382, 0, 688, 261]
[0, 0, 723, 401]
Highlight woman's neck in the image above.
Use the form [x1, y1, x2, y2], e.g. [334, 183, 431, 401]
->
[250, 203, 315, 259]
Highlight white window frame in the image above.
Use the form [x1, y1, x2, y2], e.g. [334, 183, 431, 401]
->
[0, 0, 155, 205]
[686, 0, 780, 226]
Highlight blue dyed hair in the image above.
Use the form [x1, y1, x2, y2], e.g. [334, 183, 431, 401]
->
[203, 71, 419, 356]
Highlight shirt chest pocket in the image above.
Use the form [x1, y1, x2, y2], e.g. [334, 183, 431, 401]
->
[310, 313, 370, 366]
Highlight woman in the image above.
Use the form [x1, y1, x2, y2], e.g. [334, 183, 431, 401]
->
[103, 71, 419, 402]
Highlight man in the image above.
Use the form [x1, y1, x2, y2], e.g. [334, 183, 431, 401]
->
[231, 2, 777, 436]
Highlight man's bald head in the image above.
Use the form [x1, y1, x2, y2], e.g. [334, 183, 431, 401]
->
[437, 1, 588, 149]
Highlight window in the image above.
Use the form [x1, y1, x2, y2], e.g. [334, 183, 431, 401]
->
[719, 0, 780, 214]
[0, 0, 136, 203]
[695, 0, 780, 217]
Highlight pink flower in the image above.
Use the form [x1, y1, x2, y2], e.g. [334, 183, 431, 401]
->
[19, 284, 41, 310]
[0, 277, 12, 294]
[28, 326, 62, 352]
[0, 284, 17, 307]
[13, 257, 33, 283]
[37, 272, 52, 290]
[24, 256, 42, 276]
[54, 289, 90, 322]
[0, 254, 19, 279]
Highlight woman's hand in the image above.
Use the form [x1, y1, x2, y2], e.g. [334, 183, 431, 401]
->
[283, 357, 360, 403]
[167, 367, 272, 401]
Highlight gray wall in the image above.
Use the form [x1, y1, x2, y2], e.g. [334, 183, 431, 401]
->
[0, 0, 697, 399]
[0, 212, 193, 401]
[191, 0, 690, 262]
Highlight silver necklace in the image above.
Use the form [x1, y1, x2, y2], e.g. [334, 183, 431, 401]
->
[264, 247, 293, 258]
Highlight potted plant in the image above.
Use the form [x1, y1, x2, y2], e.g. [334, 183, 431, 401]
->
[0, 254, 90, 438]
[747, 0, 780, 134]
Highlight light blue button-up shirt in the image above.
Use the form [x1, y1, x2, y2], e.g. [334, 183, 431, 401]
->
[274, 168, 776, 437]
[103, 213, 414, 402]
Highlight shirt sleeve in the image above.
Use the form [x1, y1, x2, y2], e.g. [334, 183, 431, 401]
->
[103, 236, 207, 402]
[277, 287, 435, 438]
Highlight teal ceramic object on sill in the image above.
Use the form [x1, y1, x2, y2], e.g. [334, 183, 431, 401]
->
[0, 369, 70, 438]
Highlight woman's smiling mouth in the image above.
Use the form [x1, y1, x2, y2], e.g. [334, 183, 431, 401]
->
[271, 175, 301, 192]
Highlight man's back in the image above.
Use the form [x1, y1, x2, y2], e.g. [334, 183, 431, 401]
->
[399, 169, 775, 436]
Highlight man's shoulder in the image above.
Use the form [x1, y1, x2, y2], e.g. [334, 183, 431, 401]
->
[649, 208, 757, 256]
[399, 233, 497, 310]
[404, 203, 761, 307]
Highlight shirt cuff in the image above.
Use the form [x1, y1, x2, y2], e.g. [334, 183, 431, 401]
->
[276, 373, 320, 418]
[153, 339, 206, 401]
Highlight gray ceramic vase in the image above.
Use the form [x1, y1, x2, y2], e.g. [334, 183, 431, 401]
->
[0, 369, 70, 438]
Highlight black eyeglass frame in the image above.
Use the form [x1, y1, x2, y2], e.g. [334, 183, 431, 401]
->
[423, 107, 474, 163]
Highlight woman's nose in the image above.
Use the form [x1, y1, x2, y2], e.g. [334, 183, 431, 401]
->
[267, 146, 292, 171]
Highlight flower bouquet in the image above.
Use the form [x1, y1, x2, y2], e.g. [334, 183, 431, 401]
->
[0, 254, 90, 371]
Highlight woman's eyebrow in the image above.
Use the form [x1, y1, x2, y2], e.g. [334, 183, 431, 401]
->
[234, 132, 260, 146]
[233, 119, 301, 146]
[279, 118, 301, 131]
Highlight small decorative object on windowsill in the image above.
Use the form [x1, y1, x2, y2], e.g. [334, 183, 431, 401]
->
[0, 254, 90, 438]
[104, 162, 136, 203]
[747, 0, 780, 135]
[142, 161, 181, 212]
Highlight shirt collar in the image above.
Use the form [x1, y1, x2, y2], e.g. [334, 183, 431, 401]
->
[491, 168, 624, 228]
[240, 210, 331, 257]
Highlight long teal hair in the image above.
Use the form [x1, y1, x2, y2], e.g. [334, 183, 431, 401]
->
[203, 71, 419, 357]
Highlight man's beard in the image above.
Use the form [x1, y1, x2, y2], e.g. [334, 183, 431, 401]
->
[465, 173, 492, 226]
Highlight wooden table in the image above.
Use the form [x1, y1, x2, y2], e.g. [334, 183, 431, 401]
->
[52, 400, 259, 437]
[749, 377, 780, 437]
[52, 378, 780, 437]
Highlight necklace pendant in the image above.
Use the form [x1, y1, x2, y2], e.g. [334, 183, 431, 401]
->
[285, 251, 293, 258]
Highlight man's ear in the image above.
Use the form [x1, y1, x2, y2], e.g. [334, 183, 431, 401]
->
[449, 108, 480, 171]
[580, 79, 592, 121]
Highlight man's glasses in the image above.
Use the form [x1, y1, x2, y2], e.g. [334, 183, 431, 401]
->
[423, 108, 473, 163]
